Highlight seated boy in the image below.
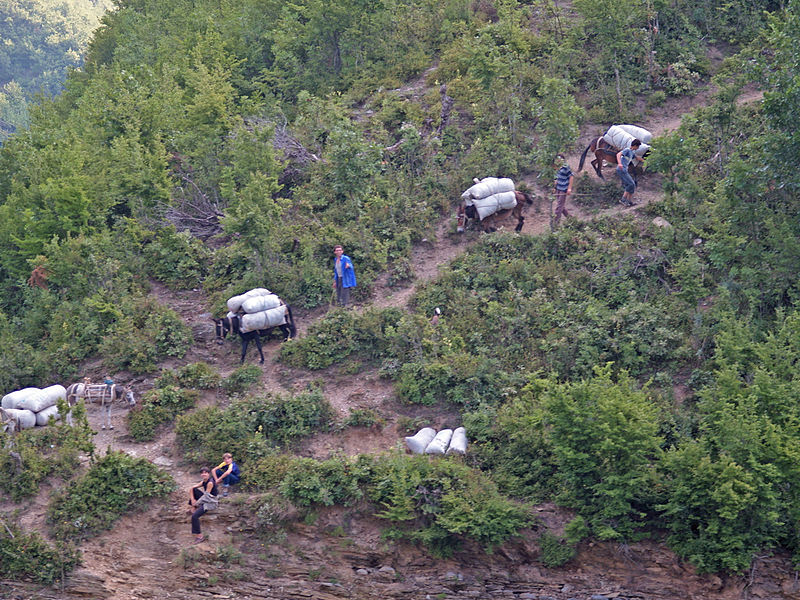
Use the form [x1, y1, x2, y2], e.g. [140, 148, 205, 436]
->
[213, 453, 240, 497]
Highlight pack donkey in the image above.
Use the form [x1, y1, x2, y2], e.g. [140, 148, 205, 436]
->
[65, 383, 136, 430]
[213, 306, 297, 364]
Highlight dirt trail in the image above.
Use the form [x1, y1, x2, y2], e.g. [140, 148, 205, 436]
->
[4, 88, 780, 600]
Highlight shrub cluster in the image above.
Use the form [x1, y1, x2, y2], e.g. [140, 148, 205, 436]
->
[127, 385, 199, 441]
[0, 517, 80, 584]
[47, 450, 174, 541]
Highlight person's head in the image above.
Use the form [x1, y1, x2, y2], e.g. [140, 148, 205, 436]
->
[200, 466, 211, 479]
[555, 154, 566, 166]
[334, 245, 343, 258]
[222, 453, 233, 464]
[631, 139, 642, 149]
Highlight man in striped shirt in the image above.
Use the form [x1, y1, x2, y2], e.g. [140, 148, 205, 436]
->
[554, 155, 574, 226]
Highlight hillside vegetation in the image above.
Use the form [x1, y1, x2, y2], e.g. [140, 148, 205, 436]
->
[1, 0, 799, 589]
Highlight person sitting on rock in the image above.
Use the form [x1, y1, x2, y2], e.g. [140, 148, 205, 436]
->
[213, 452, 241, 497]
[188, 466, 218, 544]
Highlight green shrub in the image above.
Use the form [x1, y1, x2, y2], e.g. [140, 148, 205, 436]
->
[368, 453, 530, 556]
[127, 386, 199, 441]
[537, 531, 575, 567]
[0, 517, 81, 584]
[278, 456, 364, 507]
[0, 403, 93, 501]
[344, 408, 383, 428]
[233, 390, 335, 447]
[222, 364, 262, 393]
[48, 450, 174, 541]
[177, 362, 221, 389]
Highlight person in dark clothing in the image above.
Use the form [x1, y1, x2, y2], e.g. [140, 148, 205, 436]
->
[188, 467, 218, 543]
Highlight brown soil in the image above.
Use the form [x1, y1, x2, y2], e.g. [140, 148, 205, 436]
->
[4, 85, 789, 600]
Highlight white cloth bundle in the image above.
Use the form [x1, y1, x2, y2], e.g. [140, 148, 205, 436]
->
[446, 427, 468, 455]
[461, 177, 515, 201]
[2, 387, 39, 409]
[241, 294, 282, 314]
[616, 124, 653, 144]
[472, 191, 517, 220]
[603, 126, 650, 158]
[17, 384, 65, 413]
[226, 288, 273, 312]
[35, 404, 64, 426]
[5, 408, 36, 430]
[240, 305, 287, 333]
[405, 427, 436, 454]
[425, 429, 453, 455]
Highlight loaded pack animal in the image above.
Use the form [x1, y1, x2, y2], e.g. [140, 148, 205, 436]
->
[578, 136, 648, 181]
[213, 306, 297, 364]
[65, 382, 136, 430]
[457, 190, 534, 233]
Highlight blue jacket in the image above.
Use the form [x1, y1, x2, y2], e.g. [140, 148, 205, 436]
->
[333, 255, 356, 288]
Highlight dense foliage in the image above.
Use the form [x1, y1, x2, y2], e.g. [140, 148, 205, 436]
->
[0, 517, 80, 584]
[0, 0, 798, 579]
[47, 450, 174, 541]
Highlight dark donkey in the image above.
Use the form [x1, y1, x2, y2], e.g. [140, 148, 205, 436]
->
[213, 306, 297, 364]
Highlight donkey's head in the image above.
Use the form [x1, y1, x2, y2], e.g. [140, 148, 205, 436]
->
[124, 387, 136, 407]
[213, 315, 239, 344]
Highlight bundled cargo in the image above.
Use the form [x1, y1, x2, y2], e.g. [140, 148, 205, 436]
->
[471, 191, 518, 221]
[2, 387, 39, 409]
[4, 408, 36, 430]
[617, 124, 653, 144]
[226, 288, 273, 312]
[446, 427, 468, 455]
[241, 294, 282, 314]
[35, 404, 64, 426]
[425, 429, 453, 455]
[16, 384, 66, 413]
[405, 427, 437, 454]
[240, 305, 288, 333]
[603, 125, 651, 158]
[461, 177, 515, 201]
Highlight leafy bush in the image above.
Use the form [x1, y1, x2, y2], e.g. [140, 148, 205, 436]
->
[278, 456, 364, 507]
[537, 531, 575, 568]
[48, 450, 174, 541]
[176, 362, 221, 389]
[368, 453, 530, 556]
[222, 364, 262, 394]
[0, 517, 80, 584]
[127, 386, 199, 441]
[0, 402, 93, 501]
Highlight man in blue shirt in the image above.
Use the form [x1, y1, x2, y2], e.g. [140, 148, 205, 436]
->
[332, 245, 356, 307]
[616, 139, 642, 207]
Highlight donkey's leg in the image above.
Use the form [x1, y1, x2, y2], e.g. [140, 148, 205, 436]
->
[106, 403, 114, 430]
[254, 336, 265, 364]
[240, 338, 249, 364]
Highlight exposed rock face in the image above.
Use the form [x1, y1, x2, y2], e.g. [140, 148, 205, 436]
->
[3, 499, 797, 600]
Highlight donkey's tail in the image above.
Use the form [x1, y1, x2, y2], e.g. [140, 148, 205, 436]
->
[578, 142, 592, 172]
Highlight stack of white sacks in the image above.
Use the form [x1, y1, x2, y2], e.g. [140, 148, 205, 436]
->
[1, 385, 68, 428]
[603, 124, 652, 160]
[226, 288, 287, 333]
[405, 427, 468, 455]
[460, 177, 517, 221]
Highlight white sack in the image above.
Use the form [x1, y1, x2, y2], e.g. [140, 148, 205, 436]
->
[5, 408, 36, 430]
[446, 427, 468, 455]
[472, 191, 518, 220]
[603, 126, 651, 158]
[1, 387, 40, 410]
[405, 427, 436, 454]
[461, 177, 515, 201]
[241, 294, 282, 314]
[36, 404, 64, 426]
[226, 288, 273, 312]
[240, 305, 287, 333]
[26, 385, 66, 412]
[227, 311, 238, 319]
[616, 124, 653, 144]
[425, 429, 453, 455]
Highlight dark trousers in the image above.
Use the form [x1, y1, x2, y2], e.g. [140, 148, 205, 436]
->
[190, 488, 207, 534]
[335, 281, 351, 306]
[214, 467, 240, 486]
